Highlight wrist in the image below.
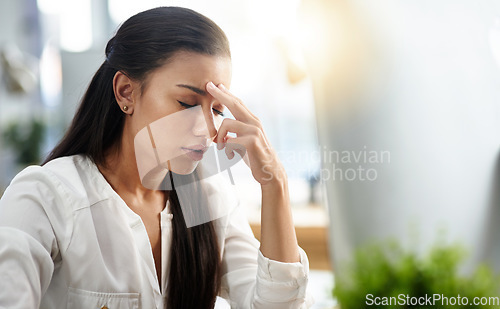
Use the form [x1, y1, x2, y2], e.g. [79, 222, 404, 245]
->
[261, 172, 288, 192]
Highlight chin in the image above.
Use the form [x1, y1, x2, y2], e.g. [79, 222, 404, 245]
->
[169, 160, 199, 175]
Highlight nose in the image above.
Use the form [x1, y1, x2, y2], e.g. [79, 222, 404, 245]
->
[192, 105, 217, 139]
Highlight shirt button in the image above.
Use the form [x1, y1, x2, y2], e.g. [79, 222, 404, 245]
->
[101, 306, 108, 309]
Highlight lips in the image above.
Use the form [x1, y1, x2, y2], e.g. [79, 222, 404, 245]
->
[185, 144, 208, 152]
[181, 144, 208, 161]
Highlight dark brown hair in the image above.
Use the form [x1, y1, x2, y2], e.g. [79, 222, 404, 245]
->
[43, 6, 231, 308]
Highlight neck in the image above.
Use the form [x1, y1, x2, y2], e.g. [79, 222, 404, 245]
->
[98, 132, 151, 197]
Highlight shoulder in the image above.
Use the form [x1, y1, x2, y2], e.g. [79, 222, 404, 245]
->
[3, 154, 97, 210]
[0, 155, 95, 254]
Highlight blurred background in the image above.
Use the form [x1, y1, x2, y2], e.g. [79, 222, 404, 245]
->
[1, 0, 499, 308]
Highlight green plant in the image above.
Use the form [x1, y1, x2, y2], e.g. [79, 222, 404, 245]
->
[333, 239, 500, 308]
[3, 119, 45, 166]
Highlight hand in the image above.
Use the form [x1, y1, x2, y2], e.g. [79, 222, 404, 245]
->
[206, 81, 286, 186]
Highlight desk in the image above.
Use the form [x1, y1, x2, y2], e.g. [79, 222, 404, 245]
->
[249, 223, 332, 270]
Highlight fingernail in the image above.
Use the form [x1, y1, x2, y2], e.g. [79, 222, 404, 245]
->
[219, 83, 227, 91]
[217, 142, 223, 150]
[208, 81, 216, 89]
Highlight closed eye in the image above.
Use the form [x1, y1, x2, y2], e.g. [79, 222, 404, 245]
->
[178, 100, 195, 109]
[213, 108, 225, 117]
[177, 100, 224, 117]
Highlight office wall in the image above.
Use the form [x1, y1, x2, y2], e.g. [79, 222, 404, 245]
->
[305, 0, 500, 273]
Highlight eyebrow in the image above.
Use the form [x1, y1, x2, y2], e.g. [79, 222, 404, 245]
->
[176, 84, 207, 96]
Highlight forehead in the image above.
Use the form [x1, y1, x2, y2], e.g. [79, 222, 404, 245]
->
[145, 51, 232, 89]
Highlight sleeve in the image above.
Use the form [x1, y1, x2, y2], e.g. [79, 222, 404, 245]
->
[219, 203, 315, 309]
[0, 166, 64, 308]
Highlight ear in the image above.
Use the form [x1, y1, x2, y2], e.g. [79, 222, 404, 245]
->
[113, 71, 137, 114]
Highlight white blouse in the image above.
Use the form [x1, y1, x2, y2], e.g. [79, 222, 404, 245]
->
[0, 154, 314, 308]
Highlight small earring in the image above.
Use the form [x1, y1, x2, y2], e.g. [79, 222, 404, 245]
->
[123, 105, 128, 111]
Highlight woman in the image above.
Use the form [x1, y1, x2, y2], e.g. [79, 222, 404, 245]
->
[0, 6, 313, 309]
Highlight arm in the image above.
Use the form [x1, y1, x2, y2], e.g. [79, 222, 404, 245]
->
[0, 167, 61, 308]
[206, 82, 314, 307]
[260, 173, 300, 263]
[206, 81, 300, 263]
[220, 201, 313, 309]
[0, 228, 54, 308]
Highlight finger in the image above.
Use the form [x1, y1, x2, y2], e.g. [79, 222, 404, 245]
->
[224, 137, 249, 161]
[206, 82, 258, 124]
[224, 142, 234, 160]
[206, 81, 247, 120]
[227, 138, 250, 167]
[225, 137, 247, 157]
[215, 118, 256, 149]
[216, 83, 259, 120]
[242, 152, 250, 167]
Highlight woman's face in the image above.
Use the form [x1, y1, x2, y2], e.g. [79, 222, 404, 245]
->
[123, 51, 232, 177]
